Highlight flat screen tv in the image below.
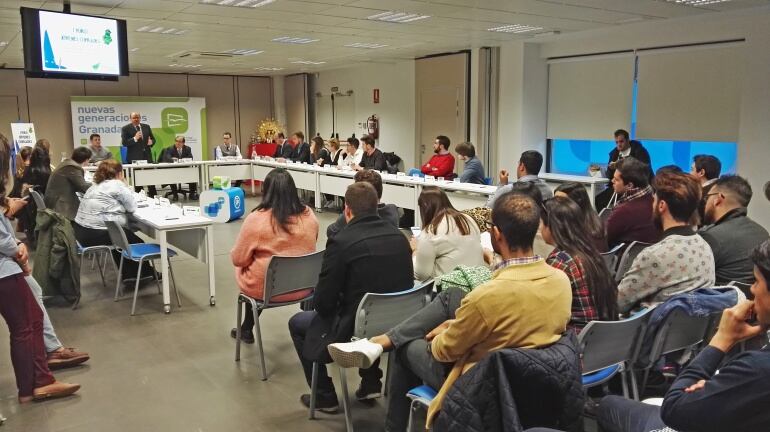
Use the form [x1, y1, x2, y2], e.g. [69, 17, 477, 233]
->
[20, 7, 129, 80]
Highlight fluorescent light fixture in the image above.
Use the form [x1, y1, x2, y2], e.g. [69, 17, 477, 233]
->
[200, 0, 276, 7]
[272, 36, 319, 44]
[664, 0, 730, 5]
[0, 42, 7, 47]
[291, 60, 325, 65]
[222, 49, 264, 55]
[487, 24, 543, 33]
[255, 67, 284, 71]
[130, 47, 140, 52]
[169, 64, 202, 68]
[137, 26, 187, 35]
[367, 11, 430, 23]
[344, 42, 389, 49]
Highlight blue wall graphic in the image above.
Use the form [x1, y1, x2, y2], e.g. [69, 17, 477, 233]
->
[43, 30, 65, 70]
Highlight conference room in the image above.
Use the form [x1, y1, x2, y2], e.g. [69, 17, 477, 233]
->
[0, 0, 769, 431]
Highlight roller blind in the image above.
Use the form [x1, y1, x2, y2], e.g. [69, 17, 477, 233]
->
[547, 55, 634, 140]
[636, 45, 744, 142]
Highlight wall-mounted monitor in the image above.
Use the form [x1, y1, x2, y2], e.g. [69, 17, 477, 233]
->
[21, 7, 129, 80]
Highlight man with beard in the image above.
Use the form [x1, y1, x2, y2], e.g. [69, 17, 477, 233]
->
[617, 171, 715, 314]
[605, 157, 661, 248]
[699, 175, 769, 285]
[419, 135, 455, 178]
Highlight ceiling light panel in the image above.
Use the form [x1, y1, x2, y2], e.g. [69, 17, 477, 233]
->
[367, 11, 430, 23]
[487, 24, 543, 34]
[345, 42, 389, 49]
[272, 36, 319, 44]
[291, 60, 325, 65]
[222, 49, 264, 55]
[664, 0, 730, 5]
[200, 0, 276, 7]
[255, 67, 284, 71]
[169, 64, 202, 68]
[136, 26, 187, 35]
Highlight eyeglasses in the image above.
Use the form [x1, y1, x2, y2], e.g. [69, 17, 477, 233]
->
[705, 192, 721, 200]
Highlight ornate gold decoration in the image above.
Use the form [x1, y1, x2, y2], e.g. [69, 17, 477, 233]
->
[257, 118, 284, 143]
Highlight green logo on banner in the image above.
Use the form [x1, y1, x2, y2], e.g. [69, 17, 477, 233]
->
[161, 107, 189, 133]
[103, 29, 112, 45]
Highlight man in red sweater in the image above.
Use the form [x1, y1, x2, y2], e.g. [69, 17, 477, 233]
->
[420, 135, 455, 178]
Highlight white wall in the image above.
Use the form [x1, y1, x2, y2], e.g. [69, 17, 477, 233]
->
[535, 6, 770, 228]
[314, 60, 416, 169]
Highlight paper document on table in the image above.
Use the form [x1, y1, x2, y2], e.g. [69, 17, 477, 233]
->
[480, 231, 493, 251]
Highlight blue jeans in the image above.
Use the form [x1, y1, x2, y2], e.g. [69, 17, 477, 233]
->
[25, 276, 62, 353]
[598, 395, 670, 432]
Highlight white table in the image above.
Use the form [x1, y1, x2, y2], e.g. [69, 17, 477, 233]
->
[132, 202, 216, 314]
[201, 160, 256, 194]
[539, 173, 609, 207]
[129, 161, 204, 189]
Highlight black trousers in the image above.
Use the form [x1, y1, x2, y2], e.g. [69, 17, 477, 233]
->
[134, 185, 157, 197]
[72, 222, 153, 279]
[169, 183, 198, 196]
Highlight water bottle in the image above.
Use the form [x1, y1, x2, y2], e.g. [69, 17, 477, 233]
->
[251, 150, 257, 160]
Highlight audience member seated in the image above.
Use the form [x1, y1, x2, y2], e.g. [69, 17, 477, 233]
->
[229, 167, 318, 344]
[326, 169, 399, 239]
[0, 134, 80, 403]
[159, 136, 198, 200]
[289, 182, 413, 412]
[290, 131, 310, 163]
[308, 136, 330, 166]
[353, 135, 387, 172]
[44, 147, 92, 220]
[73, 160, 155, 281]
[10, 146, 32, 198]
[542, 196, 618, 332]
[700, 175, 769, 286]
[456, 141, 486, 184]
[19, 146, 52, 243]
[214, 131, 241, 160]
[413, 186, 485, 282]
[486, 150, 552, 208]
[655, 164, 683, 175]
[606, 157, 661, 248]
[328, 192, 571, 431]
[410, 135, 455, 178]
[595, 129, 652, 211]
[598, 240, 770, 432]
[325, 138, 344, 166]
[87, 133, 112, 164]
[554, 182, 608, 252]
[691, 154, 722, 224]
[617, 171, 715, 314]
[344, 136, 363, 168]
[272, 132, 293, 160]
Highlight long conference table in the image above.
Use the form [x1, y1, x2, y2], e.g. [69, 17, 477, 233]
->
[95, 159, 608, 226]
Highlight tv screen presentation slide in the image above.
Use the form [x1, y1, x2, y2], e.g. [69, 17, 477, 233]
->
[38, 10, 121, 76]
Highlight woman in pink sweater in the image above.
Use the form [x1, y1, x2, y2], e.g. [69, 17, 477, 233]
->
[229, 168, 319, 344]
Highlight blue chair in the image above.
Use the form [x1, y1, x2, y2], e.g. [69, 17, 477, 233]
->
[484, 177, 493, 185]
[104, 220, 180, 316]
[406, 384, 437, 432]
[120, 146, 128, 163]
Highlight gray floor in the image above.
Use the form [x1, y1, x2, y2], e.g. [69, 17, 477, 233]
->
[0, 196, 390, 432]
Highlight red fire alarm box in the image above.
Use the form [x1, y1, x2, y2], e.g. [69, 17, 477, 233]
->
[373, 88, 380, 104]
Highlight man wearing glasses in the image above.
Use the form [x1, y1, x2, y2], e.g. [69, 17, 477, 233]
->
[214, 132, 241, 160]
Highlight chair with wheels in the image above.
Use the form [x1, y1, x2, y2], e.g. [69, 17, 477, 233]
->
[317, 280, 434, 431]
[234, 250, 325, 381]
[104, 220, 180, 316]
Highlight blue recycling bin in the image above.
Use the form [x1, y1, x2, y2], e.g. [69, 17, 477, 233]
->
[199, 187, 245, 223]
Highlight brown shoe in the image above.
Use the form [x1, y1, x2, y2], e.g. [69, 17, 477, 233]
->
[31, 381, 80, 401]
[47, 347, 90, 370]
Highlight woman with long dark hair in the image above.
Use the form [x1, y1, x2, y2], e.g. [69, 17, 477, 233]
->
[413, 186, 485, 281]
[0, 133, 80, 403]
[310, 136, 330, 166]
[230, 167, 319, 343]
[542, 196, 618, 331]
[555, 182, 608, 252]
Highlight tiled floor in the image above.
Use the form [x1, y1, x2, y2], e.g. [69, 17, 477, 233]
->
[0, 197, 389, 432]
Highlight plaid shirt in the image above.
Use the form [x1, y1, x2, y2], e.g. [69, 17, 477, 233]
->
[618, 185, 653, 205]
[493, 255, 542, 272]
[546, 250, 599, 333]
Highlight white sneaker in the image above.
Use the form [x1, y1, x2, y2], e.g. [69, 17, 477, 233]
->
[327, 339, 384, 369]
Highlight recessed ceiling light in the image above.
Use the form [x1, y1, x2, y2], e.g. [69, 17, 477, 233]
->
[169, 64, 202, 68]
[0, 42, 7, 47]
[664, 0, 730, 5]
[255, 67, 284, 71]
[200, 0, 276, 7]
[367, 11, 430, 23]
[130, 47, 140, 52]
[272, 36, 319, 44]
[487, 24, 543, 34]
[137, 26, 187, 35]
[291, 60, 325, 65]
[222, 49, 264, 55]
[345, 42, 389, 49]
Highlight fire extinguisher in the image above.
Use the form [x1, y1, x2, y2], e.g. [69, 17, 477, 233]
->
[366, 114, 379, 139]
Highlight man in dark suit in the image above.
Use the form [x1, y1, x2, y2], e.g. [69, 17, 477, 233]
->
[159, 136, 198, 200]
[121, 111, 157, 196]
[290, 131, 310, 163]
[595, 128, 653, 211]
[288, 182, 414, 413]
[272, 132, 293, 159]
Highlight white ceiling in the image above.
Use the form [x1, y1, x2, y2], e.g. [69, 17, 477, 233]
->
[0, 0, 767, 76]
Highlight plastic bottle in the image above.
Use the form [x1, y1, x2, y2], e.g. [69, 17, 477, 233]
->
[251, 150, 257, 160]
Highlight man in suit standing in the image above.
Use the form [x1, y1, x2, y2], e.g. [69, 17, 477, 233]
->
[121, 112, 157, 196]
[288, 182, 414, 412]
[159, 136, 198, 201]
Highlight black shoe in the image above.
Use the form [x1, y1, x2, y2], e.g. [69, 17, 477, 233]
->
[230, 328, 255, 344]
[189, 193, 199, 200]
[355, 381, 382, 401]
[300, 393, 339, 414]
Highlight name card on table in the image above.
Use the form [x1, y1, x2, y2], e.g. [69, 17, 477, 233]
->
[159, 197, 171, 206]
[134, 160, 148, 165]
[183, 206, 201, 216]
